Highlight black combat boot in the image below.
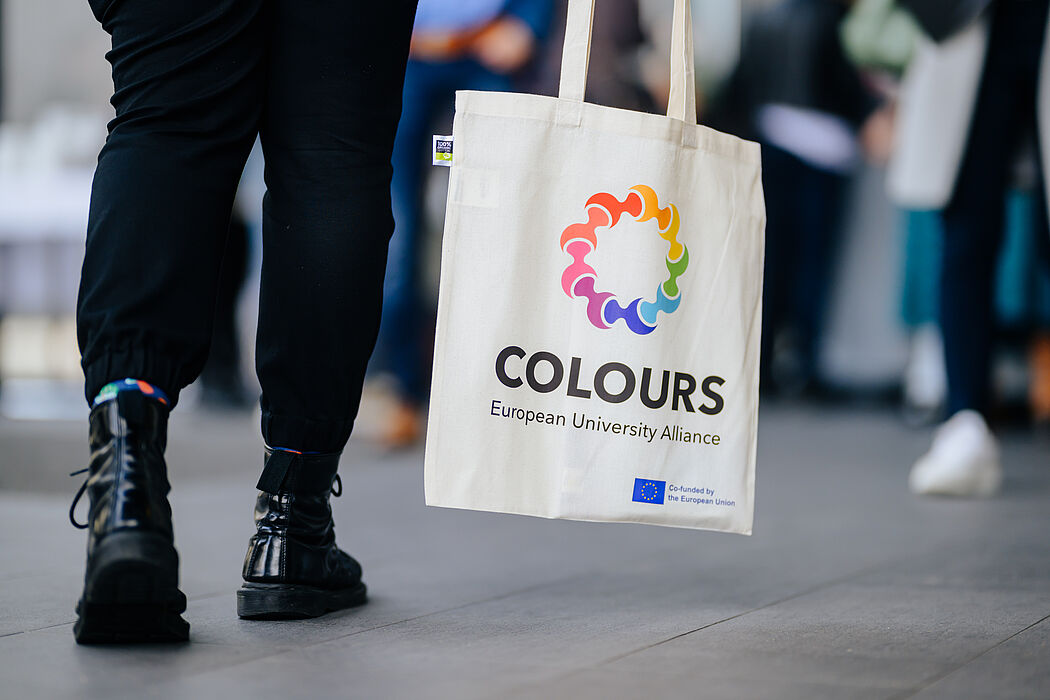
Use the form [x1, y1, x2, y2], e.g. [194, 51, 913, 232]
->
[237, 447, 366, 619]
[71, 390, 189, 643]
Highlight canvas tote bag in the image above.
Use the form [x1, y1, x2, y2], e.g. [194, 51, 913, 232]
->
[424, 0, 765, 533]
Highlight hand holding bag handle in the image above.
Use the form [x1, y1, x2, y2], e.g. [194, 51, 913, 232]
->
[558, 0, 697, 126]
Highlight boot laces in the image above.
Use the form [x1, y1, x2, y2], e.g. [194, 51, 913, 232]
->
[68, 468, 90, 529]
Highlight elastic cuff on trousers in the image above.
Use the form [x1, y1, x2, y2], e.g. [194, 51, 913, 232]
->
[260, 410, 355, 454]
[82, 349, 183, 408]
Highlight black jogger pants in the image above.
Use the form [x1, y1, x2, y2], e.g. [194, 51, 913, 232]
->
[77, 0, 417, 452]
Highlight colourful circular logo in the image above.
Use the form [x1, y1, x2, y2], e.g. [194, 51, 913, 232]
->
[560, 185, 688, 335]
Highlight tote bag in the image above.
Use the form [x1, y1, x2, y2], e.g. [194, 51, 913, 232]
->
[424, 0, 765, 533]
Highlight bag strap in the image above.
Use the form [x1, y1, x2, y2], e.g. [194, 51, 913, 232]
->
[558, 0, 697, 126]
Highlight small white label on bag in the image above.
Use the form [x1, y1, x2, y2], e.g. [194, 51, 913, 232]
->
[433, 135, 453, 166]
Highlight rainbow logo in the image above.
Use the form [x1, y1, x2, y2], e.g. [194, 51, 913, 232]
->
[560, 185, 688, 335]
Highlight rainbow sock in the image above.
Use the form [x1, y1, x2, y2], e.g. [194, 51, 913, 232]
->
[269, 446, 322, 456]
[92, 378, 170, 408]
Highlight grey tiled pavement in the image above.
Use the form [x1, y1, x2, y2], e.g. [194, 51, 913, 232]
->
[1, 404, 1047, 699]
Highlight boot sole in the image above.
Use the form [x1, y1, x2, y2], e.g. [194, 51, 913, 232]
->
[237, 581, 367, 620]
[74, 531, 189, 644]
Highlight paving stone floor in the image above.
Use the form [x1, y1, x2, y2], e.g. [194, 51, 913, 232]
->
[1, 403, 1047, 699]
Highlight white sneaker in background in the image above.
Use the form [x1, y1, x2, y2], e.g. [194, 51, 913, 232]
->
[909, 410, 1002, 497]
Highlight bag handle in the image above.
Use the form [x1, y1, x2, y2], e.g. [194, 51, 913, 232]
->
[558, 0, 697, 126]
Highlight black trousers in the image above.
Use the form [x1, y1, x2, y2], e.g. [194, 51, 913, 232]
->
[941, 0, 1050, 417]
[77, 0, 417, 452]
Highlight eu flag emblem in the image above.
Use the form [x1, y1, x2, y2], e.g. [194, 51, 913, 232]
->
[632, 478, 666, 504]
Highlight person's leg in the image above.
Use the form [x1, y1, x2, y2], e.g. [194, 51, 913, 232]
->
[939, 0, 1046, 418]
[379, 60, 511, 394]
[758, 144, 803, 391]
[374, 59, 443, 403]
[73, 0, 266, 643]
[369, 59, 447, 449]
[255, 0, 417, 453]
[78, 0, 266, 406]
[789, 164, 848, 391]
[375, 59, 512, 446]
[238, 0, 416, 619]
[911, 0, 1048, 496]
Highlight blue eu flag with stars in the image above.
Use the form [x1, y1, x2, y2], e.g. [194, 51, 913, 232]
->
[632, 478, 665, 504]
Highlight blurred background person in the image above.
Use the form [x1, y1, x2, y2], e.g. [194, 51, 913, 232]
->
[369, 0, 554, 449]
[843, 0, 1050, 429]
[840, 0, 948, 424]
[889, 0, 1050, 496]
[709, 0, 886, 399]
